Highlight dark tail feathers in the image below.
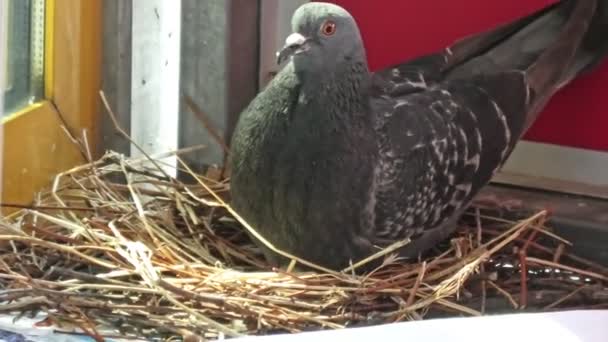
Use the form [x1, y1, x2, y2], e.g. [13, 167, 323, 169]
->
[438, 0, 607, 132]
[523, 0, 607, 127]
[574, 0, 608, 74]
[444, 0, 608, 86]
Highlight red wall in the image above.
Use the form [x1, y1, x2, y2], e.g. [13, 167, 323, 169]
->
[327, 0, 608, 152]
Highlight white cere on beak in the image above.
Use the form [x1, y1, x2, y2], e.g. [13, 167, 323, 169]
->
[275, 32, 310, 64]
[285, 32, 307, 47]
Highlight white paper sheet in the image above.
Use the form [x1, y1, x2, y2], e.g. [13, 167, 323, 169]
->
[0, 310, 606, 341]
[235, 310, 608, 342]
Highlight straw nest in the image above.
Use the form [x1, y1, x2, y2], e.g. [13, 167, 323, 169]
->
[0, 95, 606, 341]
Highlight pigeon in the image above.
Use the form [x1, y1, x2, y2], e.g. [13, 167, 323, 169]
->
[228, 0, 608, 271]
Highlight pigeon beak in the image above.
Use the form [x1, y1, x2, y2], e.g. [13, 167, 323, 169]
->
[276, 33, 310, 65]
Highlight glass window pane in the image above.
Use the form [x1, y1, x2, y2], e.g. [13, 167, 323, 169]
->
[1, 0, 45, 117]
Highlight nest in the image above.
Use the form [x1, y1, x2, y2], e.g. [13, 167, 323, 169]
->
[0, 97, 607, 341]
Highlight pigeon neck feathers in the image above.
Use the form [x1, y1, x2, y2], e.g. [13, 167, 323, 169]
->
[294, 57, 371, 116]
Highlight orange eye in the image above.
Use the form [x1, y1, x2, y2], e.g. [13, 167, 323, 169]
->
[321, 21, 336, 36]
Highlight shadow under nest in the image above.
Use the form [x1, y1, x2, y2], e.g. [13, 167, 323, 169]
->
[0, 145, 606, 342]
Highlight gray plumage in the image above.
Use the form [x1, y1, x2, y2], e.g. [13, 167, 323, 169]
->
[229, 0, 608, 271]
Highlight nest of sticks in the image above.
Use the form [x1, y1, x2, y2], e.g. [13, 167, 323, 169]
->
[0, 97, 607, 341]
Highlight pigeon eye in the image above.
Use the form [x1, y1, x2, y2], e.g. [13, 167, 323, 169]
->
[321, 21, 336, 36]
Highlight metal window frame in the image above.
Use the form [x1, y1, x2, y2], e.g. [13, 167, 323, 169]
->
[177, 0, 260, 173]
[0, 0, 7, 202]
[498, 141, 608, 199]
[130, 0, 182, 177]
[0, 0, 7, 93]
[101, 1, 260, 173]
[99, 0, 132, 158]
[3, 0, 32, 114]
[1, 0, 45, 115]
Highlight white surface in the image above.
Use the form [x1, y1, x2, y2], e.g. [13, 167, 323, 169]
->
[0, 311, 605, 341]
[503, 141, 608, 187]
[0, 313, 143, 342]
[131, 0, 181, 176]
[236, 310, 608, 342]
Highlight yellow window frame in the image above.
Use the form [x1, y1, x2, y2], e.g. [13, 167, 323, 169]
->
[1, 0, 102, 214]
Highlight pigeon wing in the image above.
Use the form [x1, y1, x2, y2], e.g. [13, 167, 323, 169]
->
[369, 0, 603, 250]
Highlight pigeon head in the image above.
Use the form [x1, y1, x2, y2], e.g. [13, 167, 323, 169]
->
[276, 2, 367, 74]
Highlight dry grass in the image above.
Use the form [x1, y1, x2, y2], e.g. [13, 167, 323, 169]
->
[0, 148, 606, 341]
[0, 94, 606, 341]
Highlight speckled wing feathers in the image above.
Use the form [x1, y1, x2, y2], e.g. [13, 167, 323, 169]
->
[370, 71, 528, 244]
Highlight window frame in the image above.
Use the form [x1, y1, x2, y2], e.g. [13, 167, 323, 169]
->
[2, 0, 45, 115]
[1, 0, 102, 214]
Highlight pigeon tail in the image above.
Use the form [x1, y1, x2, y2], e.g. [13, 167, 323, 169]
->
[440, 0, 605, 131]
[578, 0, 608, 74]
[524, 0, 600, 128]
